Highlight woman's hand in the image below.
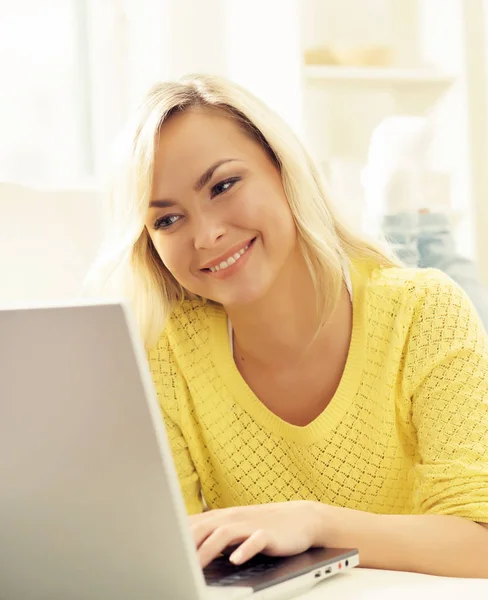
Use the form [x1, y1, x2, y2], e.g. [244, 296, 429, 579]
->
[189, 501, 324, 568]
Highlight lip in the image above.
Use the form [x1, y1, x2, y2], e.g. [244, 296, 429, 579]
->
[200, 237, 256, 270]
[203, 237, 256, 280]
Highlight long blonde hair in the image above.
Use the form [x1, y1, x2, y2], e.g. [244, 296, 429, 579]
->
[86, 73, 399, 349]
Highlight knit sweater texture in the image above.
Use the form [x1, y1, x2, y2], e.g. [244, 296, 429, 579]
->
[148, 261, 488, 521]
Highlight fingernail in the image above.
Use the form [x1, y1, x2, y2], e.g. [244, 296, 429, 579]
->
[229, 550, 242, 564]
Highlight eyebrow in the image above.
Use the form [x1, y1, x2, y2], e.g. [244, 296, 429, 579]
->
[149, 158, 240, 208]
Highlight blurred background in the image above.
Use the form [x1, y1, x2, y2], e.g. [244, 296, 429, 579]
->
[1, 0, 488, 304]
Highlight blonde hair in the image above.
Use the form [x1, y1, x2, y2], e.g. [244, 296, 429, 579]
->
[86, 73, 399, 349]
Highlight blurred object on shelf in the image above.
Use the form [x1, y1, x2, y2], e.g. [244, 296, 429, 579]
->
[367, 115, 433, 172]
[304, 44, 394, 67]
[361, 115, 455, 234]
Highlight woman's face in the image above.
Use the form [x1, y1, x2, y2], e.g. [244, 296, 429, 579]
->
[146, 107, 297, 307]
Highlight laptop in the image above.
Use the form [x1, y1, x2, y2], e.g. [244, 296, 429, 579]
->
[0, 301, 359, 600]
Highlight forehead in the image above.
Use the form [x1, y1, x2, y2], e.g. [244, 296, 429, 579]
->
[154, 107, 258, 175]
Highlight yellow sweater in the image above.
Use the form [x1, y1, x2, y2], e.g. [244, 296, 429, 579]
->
[148, 261, 488, 522]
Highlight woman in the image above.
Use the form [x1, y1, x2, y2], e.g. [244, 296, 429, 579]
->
[89, 74, 488, 578]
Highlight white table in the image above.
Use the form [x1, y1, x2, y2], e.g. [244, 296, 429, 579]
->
[298, 568, 488, 599]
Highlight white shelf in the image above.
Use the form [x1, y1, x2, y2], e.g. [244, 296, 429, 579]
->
[305, 66, 456, 91]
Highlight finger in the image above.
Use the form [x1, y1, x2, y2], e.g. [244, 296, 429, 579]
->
[192, 519, 235, 550]
[192, 520, 218, 550]
[197, 523, 252, 568]
[190, 508, 242, 549]
[189, 511, 219, 529]
[229, 529, 268, 565]
[194, 506, 253, 526]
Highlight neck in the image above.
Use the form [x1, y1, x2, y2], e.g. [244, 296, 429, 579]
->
[225, 251, 350, 368]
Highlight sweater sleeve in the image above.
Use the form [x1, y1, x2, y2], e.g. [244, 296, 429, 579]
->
[148, 334, 203, 515]
[403, 269, 488, 522]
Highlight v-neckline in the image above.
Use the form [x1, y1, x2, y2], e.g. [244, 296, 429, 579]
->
[208, 262, 368, 445]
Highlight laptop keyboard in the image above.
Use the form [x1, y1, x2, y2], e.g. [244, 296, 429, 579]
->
[204, 554, 285, 586]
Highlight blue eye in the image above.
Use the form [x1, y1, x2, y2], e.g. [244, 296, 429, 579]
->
[154, 214, 180, 230]
[210, 177, 240, 198]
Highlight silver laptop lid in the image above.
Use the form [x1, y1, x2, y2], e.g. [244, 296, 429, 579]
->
[0, 302, 206, 600]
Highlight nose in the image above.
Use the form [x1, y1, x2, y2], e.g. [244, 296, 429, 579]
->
[192, 212, 227, 250]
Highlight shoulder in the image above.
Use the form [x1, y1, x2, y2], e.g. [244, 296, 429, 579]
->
[365, 262, 456, 299]
[356, 261, 485, 347]
[166, 299, 222, 346]
[379, 265, 486, 355]
[363, 262, 473, 319]
[149, 298, 223, 361]
[147, 300, 222, 414]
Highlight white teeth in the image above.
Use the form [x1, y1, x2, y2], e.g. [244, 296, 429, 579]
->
[208, 242, 251, 273]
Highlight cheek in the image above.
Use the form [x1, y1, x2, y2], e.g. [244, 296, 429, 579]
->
[254, 189, 296, 238]
[236, 182, 292, 226]
[150, 235, 184, 278]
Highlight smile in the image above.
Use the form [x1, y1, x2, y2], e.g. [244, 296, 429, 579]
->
[207, 241, 252, 273]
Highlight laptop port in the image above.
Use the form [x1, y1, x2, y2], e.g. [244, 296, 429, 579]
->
[314, 571, 321, 578]
[325, 567, 332, 575]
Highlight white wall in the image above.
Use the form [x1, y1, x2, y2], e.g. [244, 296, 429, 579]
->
[225, 0, 304, 135]
[0, 184, 104, 305]
[85, 0, 305, 178]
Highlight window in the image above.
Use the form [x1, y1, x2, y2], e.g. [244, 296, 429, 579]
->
[0, 0, 94, 186]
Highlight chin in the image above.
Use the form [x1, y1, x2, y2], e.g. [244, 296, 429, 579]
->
[213, 280, 271, 308]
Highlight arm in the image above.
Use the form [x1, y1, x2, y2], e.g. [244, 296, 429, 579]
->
[316, 270, 488, 578]
[312, 506, 488, 578]
[160, 403, 203, 515]
[189, 499, 488, 574]
[148, 334, 203, 515]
